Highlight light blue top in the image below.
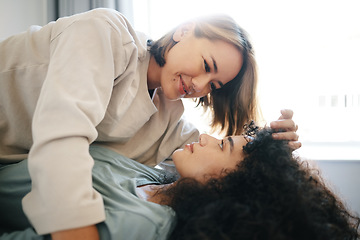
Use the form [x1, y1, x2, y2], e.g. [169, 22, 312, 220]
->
[0, 145, 176, 240]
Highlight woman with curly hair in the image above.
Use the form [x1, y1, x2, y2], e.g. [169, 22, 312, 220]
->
[0, 123, 357, 239]
[167, 123, 360, 240]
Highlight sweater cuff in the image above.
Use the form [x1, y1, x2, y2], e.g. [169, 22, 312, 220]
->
[22, 190, 105, 235]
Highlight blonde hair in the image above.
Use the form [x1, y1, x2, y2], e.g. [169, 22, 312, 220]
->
[149, 15, 260, 136]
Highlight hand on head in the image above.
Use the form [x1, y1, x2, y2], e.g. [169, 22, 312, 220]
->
[269, 109, 301, 150]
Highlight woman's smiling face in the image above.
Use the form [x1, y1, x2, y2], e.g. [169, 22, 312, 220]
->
[158, 24, 243, 100]
[172, 134, 247, 182]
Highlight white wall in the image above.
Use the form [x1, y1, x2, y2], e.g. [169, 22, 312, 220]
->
[0, 0, 55, 40]
[315, 160, 360, 216]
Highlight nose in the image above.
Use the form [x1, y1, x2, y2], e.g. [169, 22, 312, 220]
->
[199, 134, 221, 147]
[192, 75, 211, 93]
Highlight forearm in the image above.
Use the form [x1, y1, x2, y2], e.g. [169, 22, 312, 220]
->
[51, 225, 99, 240]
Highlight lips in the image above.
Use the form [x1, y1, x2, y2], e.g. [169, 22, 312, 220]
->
[185, 143, 194, 153]
[179, 75, 191, 95]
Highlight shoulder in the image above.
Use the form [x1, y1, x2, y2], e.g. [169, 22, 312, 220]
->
[76, 9, 146, 51]
[53, 8, 132, 37]
[51, 8, 143, 56]
[82, 8, 130, 28]
[68, 8, 128, 23]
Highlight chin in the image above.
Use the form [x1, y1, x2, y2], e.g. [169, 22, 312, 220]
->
[160, 85, 183, 101]
[170, 97, 182, 101]
[172, 149, 187, 165]
[172, 149, 182, 160]
[164, 92, 182, 101]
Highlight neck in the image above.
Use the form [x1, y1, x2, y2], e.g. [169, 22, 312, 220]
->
[147, 56, 162, 90]
[136, 183, 173, 205]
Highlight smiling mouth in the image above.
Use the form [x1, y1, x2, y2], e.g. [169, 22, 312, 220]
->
[180, 75, 191, 95]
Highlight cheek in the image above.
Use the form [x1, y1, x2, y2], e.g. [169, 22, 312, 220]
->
[193, 156, 225, 177]
[167, 47, 198, 74]
[166, 46, 184, 67]
[204, 162, 226, 176]
[173, 152, 203, 178]
[173, 151, 230, 179]
[200, 153, 240, 177]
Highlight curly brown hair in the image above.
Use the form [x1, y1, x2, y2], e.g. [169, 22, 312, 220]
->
[164, 125, 360, 239]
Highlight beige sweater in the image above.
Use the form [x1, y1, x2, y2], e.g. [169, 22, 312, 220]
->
[0, 8, 198, 234]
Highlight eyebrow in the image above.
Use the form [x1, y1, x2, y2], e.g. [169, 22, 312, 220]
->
[227, 136, 234, 153]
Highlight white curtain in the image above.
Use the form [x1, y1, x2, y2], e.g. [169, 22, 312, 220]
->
[55, 0, 134, 25]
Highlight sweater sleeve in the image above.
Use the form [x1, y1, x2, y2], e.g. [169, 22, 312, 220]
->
[22, 16, 130, 234]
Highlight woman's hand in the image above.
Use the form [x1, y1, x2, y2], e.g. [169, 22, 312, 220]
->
[51, 225, 99, 240]
[269, 109, 301, 150]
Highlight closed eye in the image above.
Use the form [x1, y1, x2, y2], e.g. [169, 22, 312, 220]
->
[204, 59, 210, 72]
[227, 137, 234, 153]
[219, 137, 234, 152]
[218, 139, 224, 150]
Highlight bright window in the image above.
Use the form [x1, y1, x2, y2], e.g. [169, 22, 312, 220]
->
[133, 0, 360, 160]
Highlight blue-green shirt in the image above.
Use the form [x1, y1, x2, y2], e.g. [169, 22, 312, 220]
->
[0, 146, 176, 240]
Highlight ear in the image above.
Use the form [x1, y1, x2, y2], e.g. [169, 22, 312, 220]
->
[172, 22, 195, 42]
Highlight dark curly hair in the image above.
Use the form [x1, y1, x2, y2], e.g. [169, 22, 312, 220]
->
[163, 123, 360, 240]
